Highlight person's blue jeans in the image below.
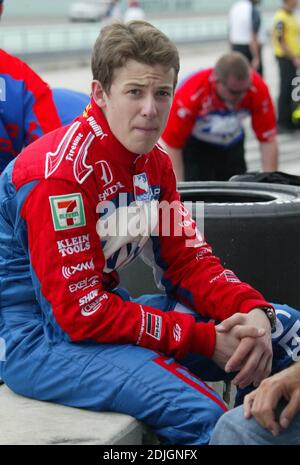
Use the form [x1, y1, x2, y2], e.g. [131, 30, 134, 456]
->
[210, 404, 300, 445]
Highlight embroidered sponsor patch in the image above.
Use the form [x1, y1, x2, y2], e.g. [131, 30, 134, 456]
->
[62, 259, 94, 279]
[146, 312, 162, 340]
[57, 234, 90, 257]
[133, 173, 151, 202]
[49, 193, 86, 231]
[173, 323, 182, 342]
[224, 270, 240, 283]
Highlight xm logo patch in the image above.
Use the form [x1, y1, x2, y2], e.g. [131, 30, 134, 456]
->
[50, 193, 86, 231]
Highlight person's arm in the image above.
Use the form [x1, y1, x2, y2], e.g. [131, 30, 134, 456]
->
[275, 19, 300, 67]
[159, 140, 184, 181]
[251, 73, 278, 170]
[243, 362, 300, 436]
[22, 171, 224, 362]
[249, 33, 260, 71]
[249, 4, 261, 71]
[259, 138, 278, 171]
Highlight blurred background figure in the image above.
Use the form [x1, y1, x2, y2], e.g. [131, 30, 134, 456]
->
[272, 0, 300, 134]
[104, 0, 122, 22]
[160, 52, 278, 182]
[228, 0, 265, 75]
[124, 0, 145, 23]
[52, 88, 90, 126]
[0, 0, 61, 173]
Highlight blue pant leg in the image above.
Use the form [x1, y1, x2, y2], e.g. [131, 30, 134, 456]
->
[3, 336, 227, 445]
[235, 303, 300, 405]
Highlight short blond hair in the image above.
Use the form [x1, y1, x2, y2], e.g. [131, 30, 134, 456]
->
[91, 21, 180, 93]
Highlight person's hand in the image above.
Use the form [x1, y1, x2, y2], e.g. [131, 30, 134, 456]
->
[212, 322, 266, 372]
[243, 363, 300, 436]
[216, 308, 273, 388]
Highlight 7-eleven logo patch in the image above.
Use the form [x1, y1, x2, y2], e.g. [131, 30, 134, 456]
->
[49, 193, 86, 231]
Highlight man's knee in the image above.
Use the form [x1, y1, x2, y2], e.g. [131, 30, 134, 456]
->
[210, 405, 245, 445]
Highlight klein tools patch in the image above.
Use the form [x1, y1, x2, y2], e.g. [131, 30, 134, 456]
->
[49, 193, 86, 231]
[133, 173, 152, 202]
[146, 312, 162, 340]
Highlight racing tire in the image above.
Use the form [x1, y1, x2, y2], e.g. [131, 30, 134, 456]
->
[119, 181, 300, 308]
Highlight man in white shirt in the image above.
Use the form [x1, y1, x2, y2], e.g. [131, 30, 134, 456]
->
[228, 0, 265, 75]
[124, 0, 145, 23]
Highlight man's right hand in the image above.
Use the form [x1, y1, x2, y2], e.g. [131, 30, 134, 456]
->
[212, 323, 266, 374]
[214, 310, 273, 389]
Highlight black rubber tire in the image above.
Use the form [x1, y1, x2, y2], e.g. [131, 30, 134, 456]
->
[119, 181, 300, 308]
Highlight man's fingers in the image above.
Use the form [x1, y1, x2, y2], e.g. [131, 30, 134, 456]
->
[244, 393, 255, 418]
[252, 407, 281, 437]
[234, 325, 265, 340]
[216, 314, 244, 333]
[280, 396, 300, 429]
[252, 353, 272, 388]
[224, 337, 254, 373]
[232, 348, 263, 388]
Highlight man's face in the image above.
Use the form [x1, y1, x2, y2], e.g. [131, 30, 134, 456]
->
[92, 59, 175, 154]
[215, 75, 250, 108]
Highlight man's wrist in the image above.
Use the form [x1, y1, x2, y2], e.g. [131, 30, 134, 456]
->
[255, 306, 276, 330]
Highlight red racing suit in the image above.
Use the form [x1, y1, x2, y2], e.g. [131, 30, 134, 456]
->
[161, 68, 277, 149]
[5, 99, 272, 360]
[0, 49, 61, 172]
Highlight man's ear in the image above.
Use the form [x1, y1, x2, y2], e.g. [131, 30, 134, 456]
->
[91, 80, 107, 109]
[0, 4, 4, 18]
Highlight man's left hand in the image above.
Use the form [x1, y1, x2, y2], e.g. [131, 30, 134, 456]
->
[216, 308, 273, 388]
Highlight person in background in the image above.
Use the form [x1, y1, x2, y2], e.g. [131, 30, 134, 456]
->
[160, 52, 278, 182]
[123, 0, 145, 22]
[104, 0, 122, 22]
[228, 0, 265, 75]
[0, 0, 61, 173]
[210, 357, 300, 445]
[52, 88, 90, 126]
[272, 0, 300, 133]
